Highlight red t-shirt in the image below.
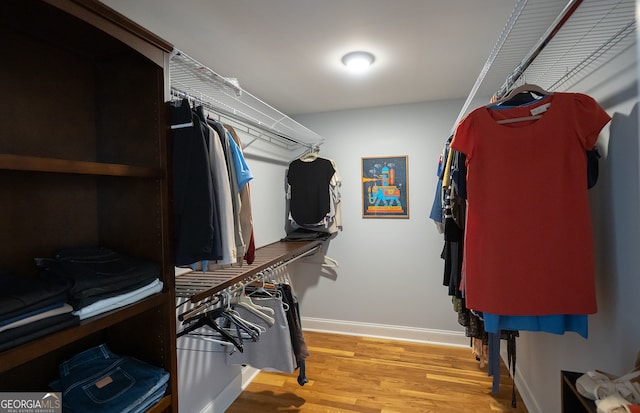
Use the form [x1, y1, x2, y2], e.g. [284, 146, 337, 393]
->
[451, 93, 611, 315]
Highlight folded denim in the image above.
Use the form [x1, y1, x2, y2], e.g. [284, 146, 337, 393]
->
[38, 247, 159, 300]
[50, 343, 170, 413]
[0, 271, 72, 321]
[127, 384, 169, 413]
[0, 312, 79, 352]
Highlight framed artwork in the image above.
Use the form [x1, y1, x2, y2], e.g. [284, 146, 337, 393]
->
[361, 155, 409, 218]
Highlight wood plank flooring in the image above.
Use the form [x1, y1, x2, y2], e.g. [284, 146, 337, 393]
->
[225, 331, 528, 413]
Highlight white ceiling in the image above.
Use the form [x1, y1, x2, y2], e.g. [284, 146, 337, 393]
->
[102, 0, 518, 116]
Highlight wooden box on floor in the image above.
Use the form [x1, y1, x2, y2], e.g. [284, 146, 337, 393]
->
[562, 371, 596, 413]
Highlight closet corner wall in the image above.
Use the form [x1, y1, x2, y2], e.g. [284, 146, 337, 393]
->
[0, 0, 178, 411]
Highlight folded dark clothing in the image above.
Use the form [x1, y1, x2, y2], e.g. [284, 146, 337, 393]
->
[70, 277, 160, 310]
[0, 312, 79, 352]
[0, 271, 72, 322]
[0, 302, 65, 328]
[38, 247, 159, 300]
[282, 229, 332, 241]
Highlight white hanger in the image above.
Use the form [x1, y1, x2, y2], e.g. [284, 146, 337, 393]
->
[235, 288, 275, 315]
[487, 83, 553, 124]
[488, 83, 551, 107]
[302, 252, 339, 268]
[231, 289, 276, 326]
[248, 268, 276, 297]
[300, 152, 318, 162]
[225, 308, 268, 335]
[322, 255, 339, 268]
[299, 143, 321, 162]
[495, 115, 543, 124]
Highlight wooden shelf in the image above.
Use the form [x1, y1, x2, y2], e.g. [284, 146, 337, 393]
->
[146, 395, 172, 413]
[0, 154, 164, 177]
[0, 292, 170, 374]
[176, 240, 324, 302]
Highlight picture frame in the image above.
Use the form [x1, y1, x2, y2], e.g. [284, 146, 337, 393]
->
[361, 155, 409, 218]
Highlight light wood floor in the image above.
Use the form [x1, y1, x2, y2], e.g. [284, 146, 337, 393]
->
[226, 331, 528, 413]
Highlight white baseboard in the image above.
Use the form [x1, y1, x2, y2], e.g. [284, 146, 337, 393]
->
[203, 366, 260, 413]
[500, 345, 538, 413]
[301, 316, 469, 347]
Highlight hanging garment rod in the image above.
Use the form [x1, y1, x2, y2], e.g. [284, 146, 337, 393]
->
[177, 268, 274, 324]
[171, 86, 307, 151]
[169, 50, 325, 151]
[176, 245, 323, 325]
[493, 0, 584, 100]
[511, 0, 636, 95]
[452, 0, 634, 131]
[175, 240, 324, 302]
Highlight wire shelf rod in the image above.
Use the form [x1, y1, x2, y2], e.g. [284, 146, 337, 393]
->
[169, 50, 325, 151]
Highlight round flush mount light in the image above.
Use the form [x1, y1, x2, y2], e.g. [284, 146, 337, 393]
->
[341, 51, 375, 73]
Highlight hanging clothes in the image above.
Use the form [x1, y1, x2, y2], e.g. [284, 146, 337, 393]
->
[225, 294, 296, 373]
[438, 93, 605, 338]
[429, 135, 450, 233]
[198, 112, 236, 265]
[207, 119, 245, 262]
[286, 154, 342, 237]
[225, 124, 256, 265]
[222, 279, 310, 386]
[451, 92, 611, 316]
[170, 99, 222, 265]
[278, 283, 309, 386]
[170, 99, 256, 267]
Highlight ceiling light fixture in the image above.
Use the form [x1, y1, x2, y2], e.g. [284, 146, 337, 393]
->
[341, 51, 375, 73]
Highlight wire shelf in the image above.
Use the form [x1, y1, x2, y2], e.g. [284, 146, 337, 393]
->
[454, 0, 635, 127]
[169, 50, 325, 151]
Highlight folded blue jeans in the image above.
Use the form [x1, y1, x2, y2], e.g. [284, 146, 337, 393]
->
[50, 343, 169, 413]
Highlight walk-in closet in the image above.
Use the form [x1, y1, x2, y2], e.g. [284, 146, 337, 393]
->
[2, 1, 639, 413]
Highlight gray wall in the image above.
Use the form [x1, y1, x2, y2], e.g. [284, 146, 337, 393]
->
[292, 99, 467, 341]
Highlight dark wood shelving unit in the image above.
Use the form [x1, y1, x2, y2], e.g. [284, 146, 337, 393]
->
[0, 154, 164, 177]
[1, 0, 177, 411]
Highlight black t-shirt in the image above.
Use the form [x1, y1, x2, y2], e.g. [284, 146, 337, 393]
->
[287, 158, 335, 225]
